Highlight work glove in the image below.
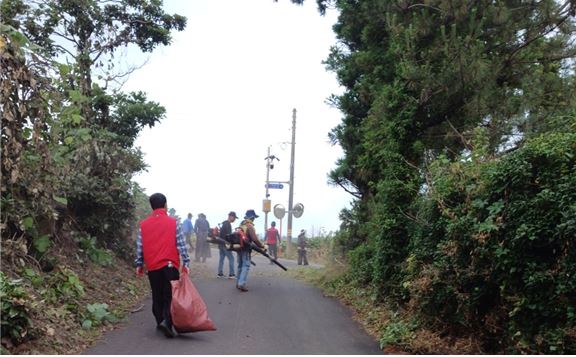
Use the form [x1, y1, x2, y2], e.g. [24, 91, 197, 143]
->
[136, 266, 144, 277]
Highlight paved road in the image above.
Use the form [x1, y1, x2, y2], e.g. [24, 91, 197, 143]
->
[85, 249, 382, 355]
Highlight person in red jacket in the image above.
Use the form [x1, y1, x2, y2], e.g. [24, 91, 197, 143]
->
[135, 193, 190, 338]
[265, 221, 281, 262]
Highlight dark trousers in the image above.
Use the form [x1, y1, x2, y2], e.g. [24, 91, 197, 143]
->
[195, 232, 209, 262]
[298, 249, 308, 265]
[268, 243, 278, 260]
[147, 266, 180, 326]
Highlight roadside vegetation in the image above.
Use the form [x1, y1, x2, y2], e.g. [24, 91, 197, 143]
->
[1, 0, 186, 353]
[292, 0, 576, 353]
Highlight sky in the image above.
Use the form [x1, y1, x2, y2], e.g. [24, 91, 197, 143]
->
[121, 0, 351, 237]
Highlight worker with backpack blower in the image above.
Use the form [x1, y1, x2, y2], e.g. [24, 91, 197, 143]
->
[235, 209, 266, 292]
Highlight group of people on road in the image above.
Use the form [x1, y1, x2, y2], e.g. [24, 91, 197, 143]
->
[181, 212, 212, 263]
[134, 193, 309, 338]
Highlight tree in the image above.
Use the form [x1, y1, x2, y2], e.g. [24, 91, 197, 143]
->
[315, 0, 575, 352]
[2, 0, 186, 97]
[1, 24, 61, 253]
[1, 0, 185, 259]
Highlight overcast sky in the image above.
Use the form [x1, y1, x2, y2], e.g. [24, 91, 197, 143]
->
[122, 0, 351, 237]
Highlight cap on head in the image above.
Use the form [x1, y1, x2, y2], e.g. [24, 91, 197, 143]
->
[271, 221, 276, 227]
[244, 209, 259, 220]
[228, 211, 238, 219]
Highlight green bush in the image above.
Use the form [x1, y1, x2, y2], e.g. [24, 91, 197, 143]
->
[409, 132, 576, 353]
[347, 242, 375, 285]
[380, 320, 416, 349]
[0, 272, 35, 346]
[81, 303, 116, 329]
[42, 267, 85, 304]
[77, 236, 113, 266]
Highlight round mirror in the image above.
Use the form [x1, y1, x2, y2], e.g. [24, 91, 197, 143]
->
[273, 204, 286, 219]
[292, 203, 304, 218]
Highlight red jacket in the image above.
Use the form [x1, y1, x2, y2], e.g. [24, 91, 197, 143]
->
[265, 227, 280, 244]
[140, 209, 180, 271]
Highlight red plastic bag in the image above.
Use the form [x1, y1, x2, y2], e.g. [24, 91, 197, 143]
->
[170, 275, 216, 333]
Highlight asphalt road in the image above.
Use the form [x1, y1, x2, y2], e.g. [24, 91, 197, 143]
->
[85, 249, 382, 355]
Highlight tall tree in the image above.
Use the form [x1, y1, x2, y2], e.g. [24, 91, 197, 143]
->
[2, 0, 186, 98]
[1, 0, 185, 255]
[323, 0, 575, 201]
[316, 0, 575, 352]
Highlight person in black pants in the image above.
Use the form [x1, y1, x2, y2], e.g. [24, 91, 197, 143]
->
[135, 193, 190, 338]
[217, 211, 237, 278]
[147, 262, 180, 334]
[297, 229, 309, 266]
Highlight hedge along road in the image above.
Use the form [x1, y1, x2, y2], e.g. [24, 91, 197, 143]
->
[84, 247, 382, 355]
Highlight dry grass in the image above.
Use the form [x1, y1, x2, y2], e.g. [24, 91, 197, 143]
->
[409, 329, 483, 354]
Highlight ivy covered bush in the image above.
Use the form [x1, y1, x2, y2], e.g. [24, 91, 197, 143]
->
[321, 0, 575, 352]
[406, 131, 576, 353]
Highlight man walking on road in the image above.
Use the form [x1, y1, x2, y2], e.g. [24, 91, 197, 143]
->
[135, 193, 190, 338]
[182, 213, 194, 250]
[217, 211, 237, 279]
[194, 213, 211, 262]
[265, 221, 281, 262]
[297, 229, 309, 266]
[236, 209, 266, 292]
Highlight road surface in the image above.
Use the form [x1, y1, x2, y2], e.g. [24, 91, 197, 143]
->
[84, 249, 382, 354]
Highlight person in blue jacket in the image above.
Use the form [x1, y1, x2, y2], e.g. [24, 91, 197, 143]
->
[182, 213, 194, 250]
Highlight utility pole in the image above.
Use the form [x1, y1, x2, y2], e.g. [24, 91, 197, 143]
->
[264, 146, 271, 233]
[287, 108, 296, 250]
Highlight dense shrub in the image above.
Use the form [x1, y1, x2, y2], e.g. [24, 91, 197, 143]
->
[407, 131, 576, 353]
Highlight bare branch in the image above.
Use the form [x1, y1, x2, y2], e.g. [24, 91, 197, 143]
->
[447, 120, 472, 150]
[332, 179, 362, 198]
[398, 207, 430, 226]
[102, 57, 150, 90]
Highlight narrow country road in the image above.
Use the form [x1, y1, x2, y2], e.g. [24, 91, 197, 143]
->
[84, 248, 382, 355]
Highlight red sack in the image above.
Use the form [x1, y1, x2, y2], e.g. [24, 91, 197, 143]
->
[170, 275, 216, 333]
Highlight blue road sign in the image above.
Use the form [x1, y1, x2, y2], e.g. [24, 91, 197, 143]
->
[266, 183, 284, 189]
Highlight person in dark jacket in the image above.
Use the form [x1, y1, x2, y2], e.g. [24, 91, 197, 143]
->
[194, 213, 211, 262]
[297, 229, 309, 266]
[217, 211, 237, 278]
[135, 193, 190, 338]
